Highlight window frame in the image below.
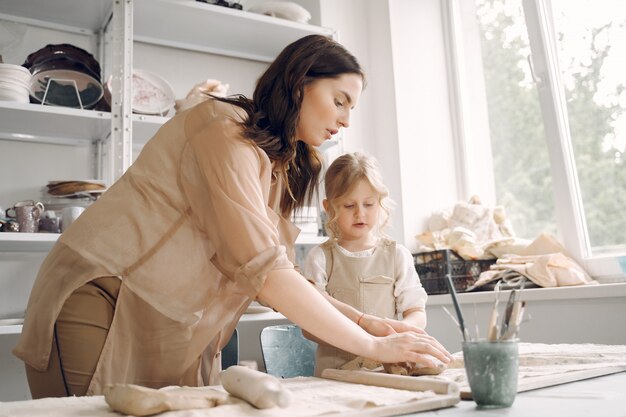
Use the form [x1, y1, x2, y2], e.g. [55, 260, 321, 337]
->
[444, 0, 626, 280]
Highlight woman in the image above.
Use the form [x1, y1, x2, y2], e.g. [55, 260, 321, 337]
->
[14, 35, 452, 398]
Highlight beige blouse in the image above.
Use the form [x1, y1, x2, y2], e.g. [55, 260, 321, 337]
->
[13, 99, 300, 394]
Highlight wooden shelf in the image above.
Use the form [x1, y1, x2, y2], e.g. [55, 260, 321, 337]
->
[134, 0, 335, 62]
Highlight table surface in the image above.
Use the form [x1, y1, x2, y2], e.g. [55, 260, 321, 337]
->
[1, 371, 624, 416]
[404, 371, 626, 416]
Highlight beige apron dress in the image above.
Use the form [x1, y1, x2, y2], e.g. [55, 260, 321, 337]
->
[315, 239, 397, 376]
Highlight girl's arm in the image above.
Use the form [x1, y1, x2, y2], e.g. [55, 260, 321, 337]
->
[402, 307, 427, 329]
[302, 245, 425, 340]
[394, 244, 429, 328]
[257, 268, 453, 366]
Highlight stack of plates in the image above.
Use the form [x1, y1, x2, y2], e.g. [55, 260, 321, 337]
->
[40, 179, 107, 212]
[45, 180, 106, 198]
[0, 63, 31, 103]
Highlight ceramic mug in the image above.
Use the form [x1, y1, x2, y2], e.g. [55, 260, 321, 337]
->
[61, 206, 85, 232]
[39, 210, 61, 233]
[5, 200, 45, 233]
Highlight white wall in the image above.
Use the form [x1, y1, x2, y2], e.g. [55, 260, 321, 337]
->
[320, 0, 461, 252]
[133, 42, 268, 104]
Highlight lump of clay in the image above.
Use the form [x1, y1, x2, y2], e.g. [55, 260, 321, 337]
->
[103, 384, 228, 416]
[383, 356, 448, 376]
[340, 356, 383, 371]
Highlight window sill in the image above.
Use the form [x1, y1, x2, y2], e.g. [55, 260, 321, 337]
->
[427, 282, 626, 306]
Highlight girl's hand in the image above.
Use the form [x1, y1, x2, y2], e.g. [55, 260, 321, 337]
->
[371, 332, 454, 366]
[360, 314, 425, 337]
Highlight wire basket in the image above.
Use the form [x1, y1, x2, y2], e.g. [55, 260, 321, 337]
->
[413, 249, 496, 295]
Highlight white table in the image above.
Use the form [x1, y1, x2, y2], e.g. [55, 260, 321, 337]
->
[406, 371, 626, 416]
[0, 371, 623, 416]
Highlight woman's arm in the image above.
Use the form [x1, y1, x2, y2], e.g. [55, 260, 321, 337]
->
[257, 268, 452, 366]
[301, 245, 424, 342]
[302, 289, 428, 343]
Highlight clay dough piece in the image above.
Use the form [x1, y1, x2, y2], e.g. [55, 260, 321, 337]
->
[220, 365, 292, 409]
[103, 384, 227, 416]
[340, 356, 383, 371]
[383, 356, 448, 376]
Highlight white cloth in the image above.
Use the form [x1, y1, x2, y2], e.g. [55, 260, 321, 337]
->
[303, 240, 427, 316]
[470, 252, 597, 289]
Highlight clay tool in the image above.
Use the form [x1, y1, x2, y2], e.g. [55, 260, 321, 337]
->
[499, 289, 517, 339]
[501, 300, 523, 340]
[444, 272, 468, 341]
[441, 305, 463, 338]
[473, 303, 480, 340]
[487, 281, 502, 341]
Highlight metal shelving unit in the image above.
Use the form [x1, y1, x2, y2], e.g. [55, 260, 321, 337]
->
[0, 0, 332, 250]
[134, 0, 335, 63]
[0, 1, 331, 347]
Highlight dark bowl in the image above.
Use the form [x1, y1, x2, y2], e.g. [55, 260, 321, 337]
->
[23, 44, 102, 83]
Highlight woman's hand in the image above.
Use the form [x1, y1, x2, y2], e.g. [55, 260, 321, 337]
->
[369, 332, 453, 366]
[258, 269, 452, 367]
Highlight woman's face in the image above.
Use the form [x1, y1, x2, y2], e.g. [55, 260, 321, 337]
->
[296, 73, 363, 147]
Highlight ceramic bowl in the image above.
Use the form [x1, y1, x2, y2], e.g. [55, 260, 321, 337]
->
[23, 43, 102, 82]
[29, 69, 103, 109]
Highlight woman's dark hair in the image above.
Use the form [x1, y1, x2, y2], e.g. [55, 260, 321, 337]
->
[214, 35, 364, 216]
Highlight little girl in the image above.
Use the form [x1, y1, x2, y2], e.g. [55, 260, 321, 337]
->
[303, 152, 428, 375]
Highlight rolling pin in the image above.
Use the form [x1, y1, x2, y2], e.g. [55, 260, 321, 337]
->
[321, 369, 460, 396]
[220, 365, 292, 409]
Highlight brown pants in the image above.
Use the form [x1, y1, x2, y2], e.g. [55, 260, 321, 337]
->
[25, 277, 121, 398]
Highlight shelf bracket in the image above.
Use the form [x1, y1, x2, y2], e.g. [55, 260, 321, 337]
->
[109, 0, 134, 182]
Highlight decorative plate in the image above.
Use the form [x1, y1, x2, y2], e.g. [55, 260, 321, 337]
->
[132, 69, 175, 115]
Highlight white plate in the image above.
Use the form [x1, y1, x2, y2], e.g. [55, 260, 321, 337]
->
[0, 64, 31, 84]
[47, 179, 106, 186]
[45, 190, 105, 198]
[132, 69, 175, 115]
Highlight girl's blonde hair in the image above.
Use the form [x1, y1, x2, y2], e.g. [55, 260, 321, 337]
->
[323, 152, 393, 241]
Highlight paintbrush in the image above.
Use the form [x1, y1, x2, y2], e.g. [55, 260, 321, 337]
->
[444, 272, 469, 341]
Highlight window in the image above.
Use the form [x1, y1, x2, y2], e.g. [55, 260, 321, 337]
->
[447, 0, 626, 279]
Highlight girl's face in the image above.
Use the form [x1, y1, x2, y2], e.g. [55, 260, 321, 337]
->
[296, 73, 363, 147]
[330, 179, 380, 246]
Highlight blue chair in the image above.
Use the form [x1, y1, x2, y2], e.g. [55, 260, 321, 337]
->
[221, 328, 239, 370]
[260, 324, 317, 378]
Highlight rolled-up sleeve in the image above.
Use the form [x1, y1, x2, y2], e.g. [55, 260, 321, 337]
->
[180, 116, 293, 296]
[395, 245, 428, 314]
